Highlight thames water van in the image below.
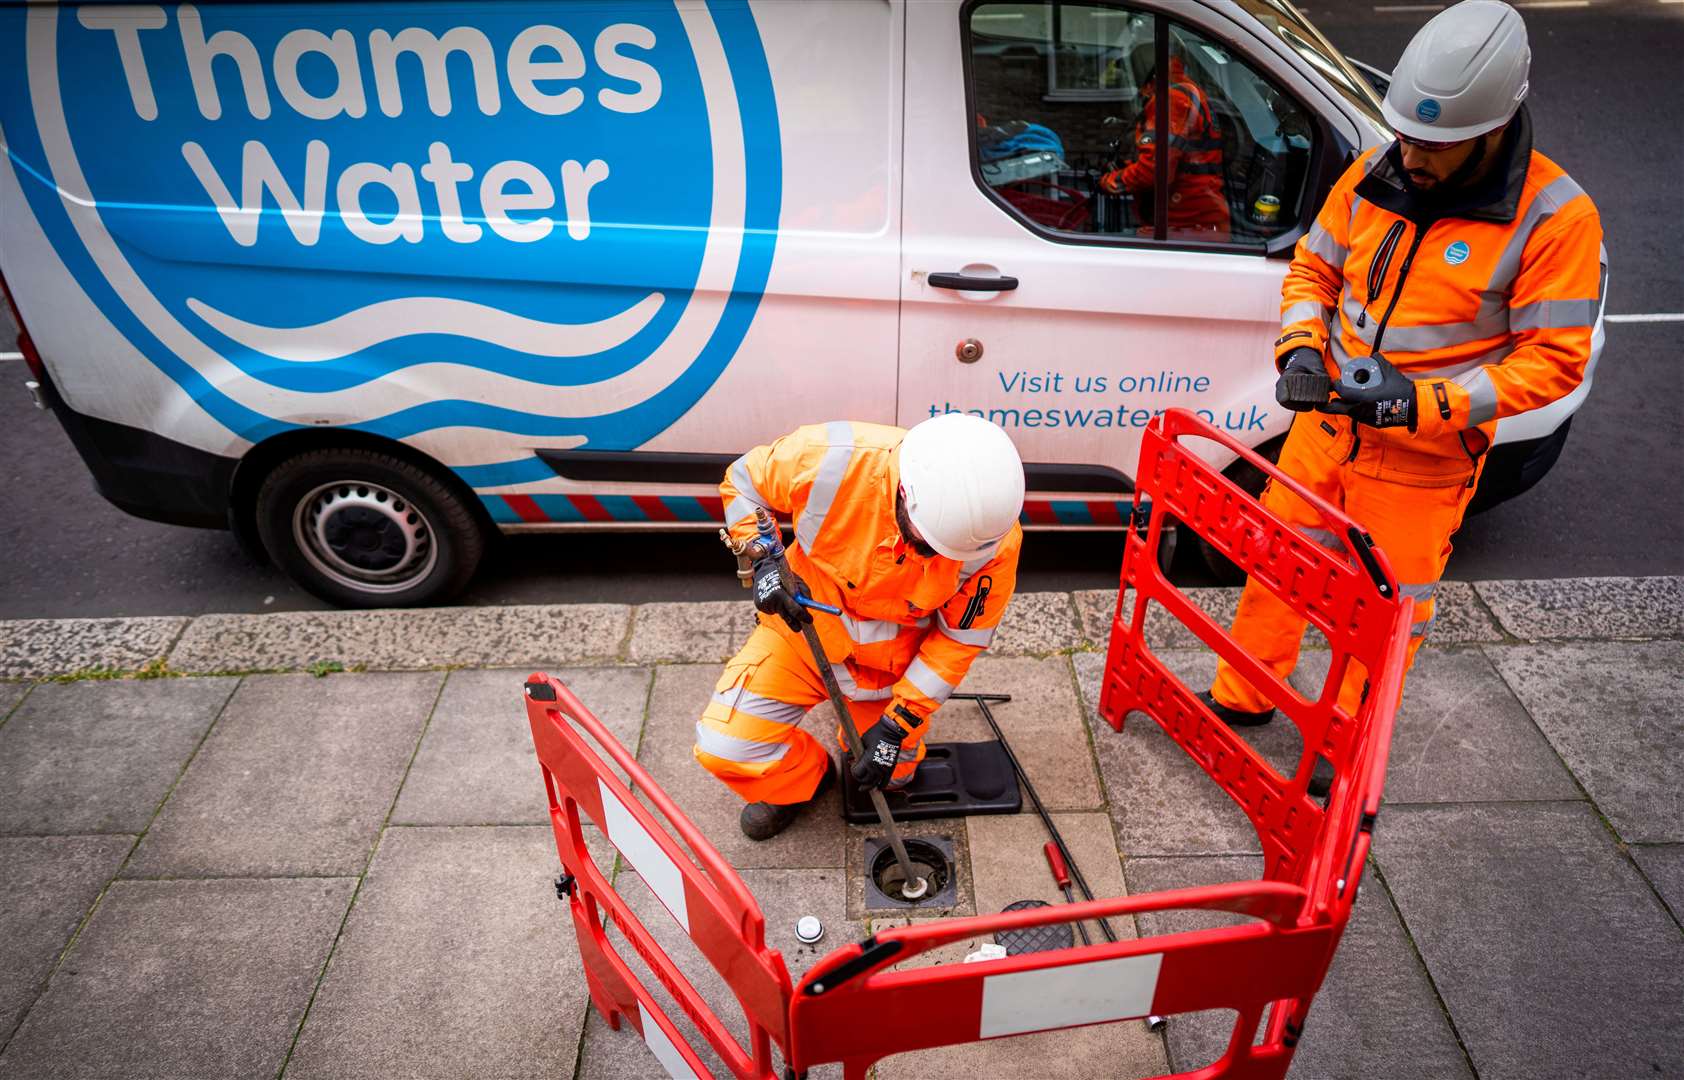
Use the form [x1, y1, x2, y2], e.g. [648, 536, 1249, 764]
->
[0, 1, 1599, 605]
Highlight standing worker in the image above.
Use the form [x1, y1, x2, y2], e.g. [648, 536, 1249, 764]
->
[1202, 0, 1604, 777]
[1100, 42, 1230, 239]
[698, 416, 1025, 840]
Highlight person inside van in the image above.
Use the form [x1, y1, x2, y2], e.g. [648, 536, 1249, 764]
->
[1100, 42, 1231, 240]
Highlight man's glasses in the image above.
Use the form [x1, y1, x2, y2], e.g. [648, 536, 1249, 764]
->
[1396, 132, 1470, 153]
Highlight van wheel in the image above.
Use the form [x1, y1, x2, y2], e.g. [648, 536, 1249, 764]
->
[255, 448, 485, 608]
[1198, 435, 1284, 586]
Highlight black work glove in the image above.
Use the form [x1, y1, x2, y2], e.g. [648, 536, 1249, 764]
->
[850, 709, 914, 790]
[1322, 352, 1418, 431]
[752, 556, 811, 633]
[1275, 346, 1332, 412]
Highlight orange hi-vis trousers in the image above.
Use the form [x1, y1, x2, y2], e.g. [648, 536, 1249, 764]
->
[1211, 410, 1483, 717]
[695, 619, 932, 806]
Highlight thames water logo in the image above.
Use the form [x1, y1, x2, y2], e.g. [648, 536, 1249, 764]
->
[1444, 240, 1470, 265]
[13, 2, 780, 449]
[1415, 98, 1441, 124]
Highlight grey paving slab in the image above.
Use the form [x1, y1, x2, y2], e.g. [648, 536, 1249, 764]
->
[1474, 575, 1684, 640]
[285, 826, 585, 1080]
[0, 877, 353, 1080]
[990, 590, 1082, 655]
[627, 600, 760, 664]
[0, 678, 235, 834]
[1487, 641, 1684, 842]
[576, 865, 854, 1080]
[935, 655, 1103, 811]
[394, 666, 651, 825]
[1291, 648, 1580, 804]
[0, 616, 187, 679]
[1075, 587, 1244, 652]
[0, 835, 132, 1043]
[0, 682, 27, 721]
[168, 603, 630, 673]
[1630, 844, 1684, 926]
[1375, 802, 1684, 1079]
[1075, 650, 1303, 855]
[1125, 855, 1470, 1080]
[635, 664, 844, 870]
[127, 671, 442, 877]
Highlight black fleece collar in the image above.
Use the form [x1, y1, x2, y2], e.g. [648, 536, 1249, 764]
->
[1356, 105, 1534, 226]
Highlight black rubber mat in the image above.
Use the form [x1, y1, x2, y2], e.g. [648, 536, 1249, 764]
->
[841, 740, 1022, 824]
[996, 900, 1073, 955]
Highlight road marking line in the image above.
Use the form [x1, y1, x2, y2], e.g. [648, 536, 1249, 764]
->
[1515, 0, 1590, 7]
[1373, 3, 1445, 10]
[0, 351, 22, 361]
[1605, 313, 1684, 323]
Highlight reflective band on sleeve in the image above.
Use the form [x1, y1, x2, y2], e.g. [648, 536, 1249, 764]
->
[694, 725, 791, 765]
[1303, 222, 1348, 269]
[794, 422, 855, 553]
[1458, 366, 1500, 425]
[1300, 525, 1345, 555]
[903, 657, 956, 705]
[1416, 344, 1511, 381]
[709, 689, 806, 726]
[726, 457, 768, 523]
[1485, 173, 1588, 296]
[832, 663, 893, 702]
[841, 612, 923, 646]
[640, 1009, 698, 1080]
[1281, 300, 1329, 329]
[723, 496, 759, 527]
[598, 778, 689, 932]
[978, 953, 1163, 1039]
[1399, 582, 1438, 603]
[936, 611, 996, 647]
[1510, 298, 1598, 332]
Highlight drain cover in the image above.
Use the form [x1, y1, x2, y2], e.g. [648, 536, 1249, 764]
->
[864, 836, 959, 910]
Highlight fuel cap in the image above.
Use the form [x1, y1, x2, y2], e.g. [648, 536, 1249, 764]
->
[795, 916, 824, 945]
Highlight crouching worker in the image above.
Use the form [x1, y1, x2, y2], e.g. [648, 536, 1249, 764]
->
[696, 416, 1025, 840]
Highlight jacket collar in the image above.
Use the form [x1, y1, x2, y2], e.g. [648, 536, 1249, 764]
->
[1356, 105, 1533, 225]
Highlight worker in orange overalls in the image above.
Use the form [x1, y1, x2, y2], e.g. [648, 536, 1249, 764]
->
[1100, 43, 1230, 239]
[1203, 0, 1604, 794]
[696, 415, 1025, 840]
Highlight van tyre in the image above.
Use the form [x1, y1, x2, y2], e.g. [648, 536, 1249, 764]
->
[255, 448, 485, 608]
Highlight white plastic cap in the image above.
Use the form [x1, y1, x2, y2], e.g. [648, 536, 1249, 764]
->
[1384, 0, 1531, 142]
[898, 414, 1026, 562]
[795, 916, 824, 944]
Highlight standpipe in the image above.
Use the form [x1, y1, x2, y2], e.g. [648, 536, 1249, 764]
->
[722, 508, 928, 900]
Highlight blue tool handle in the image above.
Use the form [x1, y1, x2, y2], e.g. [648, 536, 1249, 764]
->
[797, 595, 842, 616]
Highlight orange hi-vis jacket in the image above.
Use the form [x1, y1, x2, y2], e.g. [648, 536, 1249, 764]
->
[1109, 58, 1229, 235]
[721, 421, 1021, 725]
[1278, 110, 1604, 477]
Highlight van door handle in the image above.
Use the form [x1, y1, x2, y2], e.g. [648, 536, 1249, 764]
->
[928, 272, 1019, 291]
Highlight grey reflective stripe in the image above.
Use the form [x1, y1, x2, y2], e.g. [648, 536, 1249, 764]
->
[1485, 173, 1588, 297]
[903, 657, 956, 705]
[842, 612, 922, 646]
[1381, 309, 1509, 354]
[832, 664, 893, 702]
[1300, 526, 1344, 555]
[794, 422, 854, 553]
[1303, 222, 1347, 269]
[1341, 288, 1375, 347]
[936, 611, 995, 647]
[1399, 582, 1438, 603]
[896, 746, 920, 762]
[709, 689, 805, 727]
[1410, 612, 1437, 640]
[726, 457, 769, 525]
[1510, 297, 1598, 332]
[1415, 344, 1512, 380]
[1459, 367, 1499, 425]
[694, 724, 790, 765]
[1329, 333, 1352, 367]
[1281, 300, 1329, 329]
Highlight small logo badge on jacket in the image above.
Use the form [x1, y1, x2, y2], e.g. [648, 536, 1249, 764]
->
[1444, 240, 1471, 265]
[1416, 98, 1442, 123]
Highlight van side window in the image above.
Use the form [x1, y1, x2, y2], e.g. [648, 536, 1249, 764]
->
[966, 3, 1314, 250]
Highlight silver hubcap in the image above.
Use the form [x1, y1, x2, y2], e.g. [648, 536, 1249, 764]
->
[293, 481, 436, 594]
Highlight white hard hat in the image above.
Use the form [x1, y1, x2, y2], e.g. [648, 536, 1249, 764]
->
[898, 414, 1025, 562]
[1384, 0, 1530, 142]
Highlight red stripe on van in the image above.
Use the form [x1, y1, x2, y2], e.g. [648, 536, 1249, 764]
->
[570, 495, 613, 522]
[1088, 500, 1124, 525]
[1022, 501, 1059, 525]
[633, 496, 677, 522]
[697, 495, 725, 521]
[503, 495, 548, 524]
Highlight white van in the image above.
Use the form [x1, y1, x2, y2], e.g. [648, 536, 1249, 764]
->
[0, 0, 1596, 605]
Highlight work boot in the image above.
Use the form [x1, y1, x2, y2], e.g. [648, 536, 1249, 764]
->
[1196, 691, 1275, 728]
[739, 761, 835, 841]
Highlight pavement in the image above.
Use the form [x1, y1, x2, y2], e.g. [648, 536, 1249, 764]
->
[0, 577, 1680, 1079]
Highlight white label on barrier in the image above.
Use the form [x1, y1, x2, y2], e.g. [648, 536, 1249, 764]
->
[978, 953, 1163, 1039]
[599, 778, 690, 933]
[639, 1004, 699, 1080]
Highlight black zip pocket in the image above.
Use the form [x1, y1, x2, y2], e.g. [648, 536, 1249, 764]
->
[958, 575, 992, 629]
[1361, 221, 1406, 329]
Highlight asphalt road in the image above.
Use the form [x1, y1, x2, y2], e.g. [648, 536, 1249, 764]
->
[1, 0, 1680, 619]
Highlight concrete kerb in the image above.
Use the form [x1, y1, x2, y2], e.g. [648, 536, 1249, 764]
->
[0, 577, 1677, 681]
